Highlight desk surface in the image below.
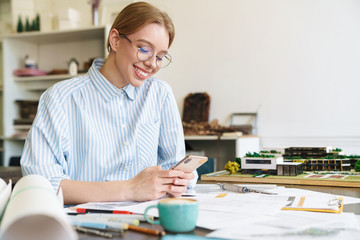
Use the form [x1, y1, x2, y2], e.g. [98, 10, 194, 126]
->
[184, 135, 259, 140]
[78, 183, 360, 239]
[78, 224, 210, 240]
[1, 168, 358, 239]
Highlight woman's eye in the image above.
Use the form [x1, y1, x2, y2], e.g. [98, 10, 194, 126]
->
[139, 47, 150, 53]
[139, 46, 153, 54]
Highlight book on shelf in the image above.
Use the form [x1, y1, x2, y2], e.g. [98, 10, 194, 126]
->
[10, 131, 29, 139]
[13, 118, 34, 125]
[13, 124, 32, 131]
[0, 175, 76, 240]
[13, 118, 33, 132]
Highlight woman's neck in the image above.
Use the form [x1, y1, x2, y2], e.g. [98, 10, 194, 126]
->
[99, 53, 127, 89]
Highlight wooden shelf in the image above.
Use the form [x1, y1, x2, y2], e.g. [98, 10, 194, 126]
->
[13, 74, 81, 91]
[14, 74, 85, 90]
[185, 135, 255, 141]
[185, 135, 219, 140]
[3, 26, 106, 44]
[1, 136, 26, 141]
[13, 74, 83, 82]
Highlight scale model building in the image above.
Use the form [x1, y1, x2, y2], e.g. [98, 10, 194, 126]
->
[283, 147, 351, 171]
[240, 147, 357, 176]
[283, 147, 330, 159]
[241, 152, 303, 176]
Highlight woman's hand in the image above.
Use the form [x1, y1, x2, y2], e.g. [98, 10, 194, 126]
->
[167, 171, 194, 198]
[60, 165, 195, 204]
[127, 165, 192, 201]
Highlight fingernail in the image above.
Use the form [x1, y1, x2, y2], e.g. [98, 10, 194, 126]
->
[174, 180, 179, 184]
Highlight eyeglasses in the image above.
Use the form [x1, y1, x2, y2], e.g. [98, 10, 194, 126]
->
[119, 33, 172, 68]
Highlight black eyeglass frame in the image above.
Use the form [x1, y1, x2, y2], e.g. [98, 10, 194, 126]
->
[119, 33, 172, 68]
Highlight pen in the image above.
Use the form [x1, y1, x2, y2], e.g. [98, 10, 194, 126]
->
[81, 213, 153, 221]
[128, 225, 165, 236]
[71, 220, 129, 231]
[218, 183, 277, 195]
[75, 208, 135, 214]
[69, 215, 140, 226]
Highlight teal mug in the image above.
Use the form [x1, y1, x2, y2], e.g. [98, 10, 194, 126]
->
[144, 198, 199, 232]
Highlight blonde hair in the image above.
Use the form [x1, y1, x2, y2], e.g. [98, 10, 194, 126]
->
[107, 2, 175, 52]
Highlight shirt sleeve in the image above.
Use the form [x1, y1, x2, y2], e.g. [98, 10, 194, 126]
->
[20, 89, 71, 192]
[157, 88, 198, 188]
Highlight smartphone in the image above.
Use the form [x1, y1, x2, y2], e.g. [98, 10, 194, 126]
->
[170, 155, 208, 172]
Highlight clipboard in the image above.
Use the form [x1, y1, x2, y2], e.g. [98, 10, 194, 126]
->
[281, 196, 344, 214]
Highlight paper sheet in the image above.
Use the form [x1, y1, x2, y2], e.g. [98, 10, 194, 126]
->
[74, 199, 160, 216]
[0, 179, 11, 217]
[208, 212, 360, 240]
[275, 187, 360, 205]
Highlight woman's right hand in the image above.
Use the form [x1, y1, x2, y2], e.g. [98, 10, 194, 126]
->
[127, 165, 186, 201]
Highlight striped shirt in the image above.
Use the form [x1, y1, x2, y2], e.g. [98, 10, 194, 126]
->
[20, 58, 197, 191]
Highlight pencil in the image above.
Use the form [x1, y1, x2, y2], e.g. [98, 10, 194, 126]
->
[127, 225, 165, 236]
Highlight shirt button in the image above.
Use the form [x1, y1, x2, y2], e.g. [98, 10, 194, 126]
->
[121, 124, 126, 128]
[124, 141, 129, 146]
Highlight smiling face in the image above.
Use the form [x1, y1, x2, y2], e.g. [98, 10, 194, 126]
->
[109, 23, 170, 88]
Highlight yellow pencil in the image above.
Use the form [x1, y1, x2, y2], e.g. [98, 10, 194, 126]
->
[127, 225, 165, 236]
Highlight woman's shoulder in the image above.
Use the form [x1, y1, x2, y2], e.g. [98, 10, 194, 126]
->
[41, 74, 90, 102]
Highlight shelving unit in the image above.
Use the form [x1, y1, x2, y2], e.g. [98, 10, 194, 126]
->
[2, 26, 108, 166]
[0, 40, 3, 137]
[185, 135, 260, 171]
[0, 40, 3, 163]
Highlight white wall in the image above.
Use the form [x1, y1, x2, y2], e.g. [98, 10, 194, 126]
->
[5, 0, 360, 154]
[150, 0, 360, 154]
[11, 0, 92, 32]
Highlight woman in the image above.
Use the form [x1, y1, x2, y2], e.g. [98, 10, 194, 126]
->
[20, 2, 196, 204]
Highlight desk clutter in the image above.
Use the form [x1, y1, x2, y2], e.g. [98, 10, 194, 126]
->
[0, 175, 359, 239]
[67, 183, 360, 239]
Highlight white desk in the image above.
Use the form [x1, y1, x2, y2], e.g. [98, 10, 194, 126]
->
[185, 135, 260, 171]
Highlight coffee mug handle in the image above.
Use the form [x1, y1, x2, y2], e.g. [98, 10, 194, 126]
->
[144, 205, 160, 224]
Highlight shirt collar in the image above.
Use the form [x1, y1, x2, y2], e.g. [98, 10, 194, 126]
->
[89, 58, 135, 102]
[122, 84, 135, 101]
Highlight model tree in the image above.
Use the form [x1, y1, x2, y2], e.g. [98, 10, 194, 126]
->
[235, 157, 241, 168]
[25, 17, 31, 31]
[355, 159, 360, 172]
[35, 14, 40, 31]
[224, 161, 240, 174]
[17, 16, 24, 32]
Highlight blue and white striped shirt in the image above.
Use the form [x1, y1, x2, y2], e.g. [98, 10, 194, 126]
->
[20, 58, 197, 191]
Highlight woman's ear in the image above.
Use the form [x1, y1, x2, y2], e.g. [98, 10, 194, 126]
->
[108, 29, 121, 52]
